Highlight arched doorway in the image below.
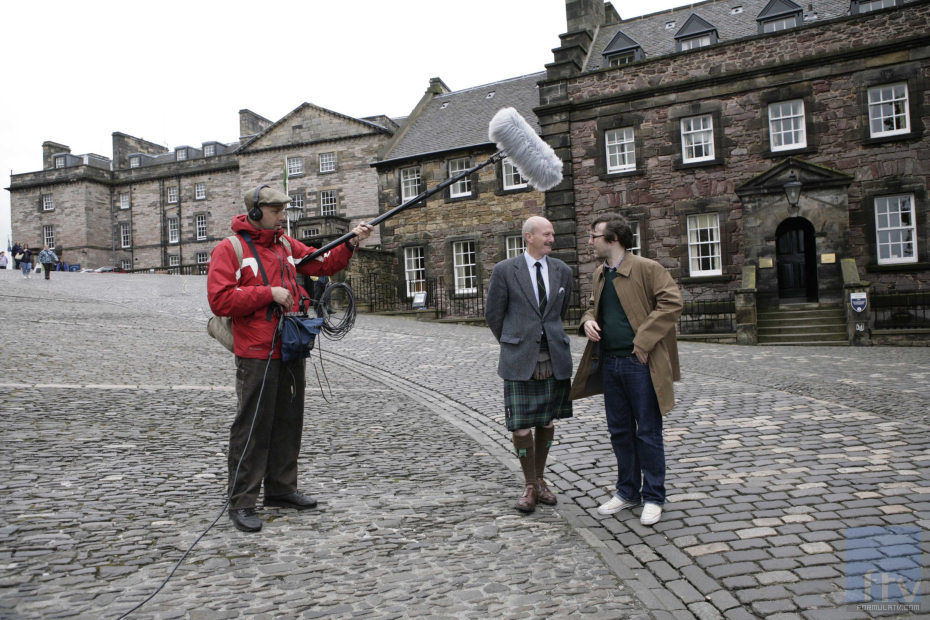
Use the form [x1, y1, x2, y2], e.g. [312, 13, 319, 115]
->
[776, 217, 817, 301]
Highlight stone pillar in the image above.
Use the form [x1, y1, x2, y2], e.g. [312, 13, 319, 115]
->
[841, 258, 871, 346]
[736, 265, 758, 345]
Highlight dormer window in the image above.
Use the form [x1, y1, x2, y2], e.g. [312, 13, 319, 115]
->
[602, 29, 645, 67]
[176, 148, 188, 161]
[54, 155, 67, 169]
[852, 0, 897, 13]
[129, 156, 141, 169]
[757, 0, 802, 33]
[675, 15, 719, 52]
[204, 144, 216, 157]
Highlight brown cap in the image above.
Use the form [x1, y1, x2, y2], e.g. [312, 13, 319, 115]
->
[244, 185, 291, 211]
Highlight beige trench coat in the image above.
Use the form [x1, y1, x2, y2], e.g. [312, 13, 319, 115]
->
[569, 253, 683, 415]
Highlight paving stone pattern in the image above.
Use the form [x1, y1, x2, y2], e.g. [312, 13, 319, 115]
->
[1, 271, 929, 619]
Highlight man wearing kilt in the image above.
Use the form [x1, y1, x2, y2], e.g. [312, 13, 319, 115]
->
[485, 216, 574, 513]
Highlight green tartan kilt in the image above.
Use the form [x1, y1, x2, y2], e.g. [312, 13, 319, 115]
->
[504, 377, 573, 431]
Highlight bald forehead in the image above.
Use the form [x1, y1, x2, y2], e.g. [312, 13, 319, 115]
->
[522, 216, 552, 235]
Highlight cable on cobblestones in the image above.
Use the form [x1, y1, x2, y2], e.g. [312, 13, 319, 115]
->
[117, 327, 281, 619]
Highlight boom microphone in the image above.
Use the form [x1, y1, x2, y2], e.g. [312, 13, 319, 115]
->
[300, 107, 563, 264]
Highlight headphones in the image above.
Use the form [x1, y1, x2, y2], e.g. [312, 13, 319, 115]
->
[248, 184, 269, 221]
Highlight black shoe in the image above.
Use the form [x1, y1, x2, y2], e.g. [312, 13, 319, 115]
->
[228, 507, 262, 532]
[263, 491, 318, 511]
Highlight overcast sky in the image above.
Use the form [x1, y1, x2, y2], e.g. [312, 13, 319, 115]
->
[1, 0, 687, 247]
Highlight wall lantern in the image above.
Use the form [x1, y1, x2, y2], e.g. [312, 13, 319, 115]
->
[285, 202, 303, 237]
[783, 171, 802, 210]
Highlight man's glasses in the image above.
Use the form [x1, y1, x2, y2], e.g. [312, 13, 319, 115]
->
[589, 234, 605, 240]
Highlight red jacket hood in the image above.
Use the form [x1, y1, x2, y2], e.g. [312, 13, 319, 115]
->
[231, 214, 282, 246]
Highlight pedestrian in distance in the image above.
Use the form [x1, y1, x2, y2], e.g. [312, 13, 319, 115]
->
[0, 251, 8, 271]
[207, 185, 372, 533]
[19, 245, 34, 279]
[38, 246, 58, 281]
[571, 214, 682, 526]
[485, 215, 574, 514]
[12, 242, 22, 270]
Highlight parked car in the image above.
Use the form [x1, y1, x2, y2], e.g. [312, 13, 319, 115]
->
[93, 266, 126, 273]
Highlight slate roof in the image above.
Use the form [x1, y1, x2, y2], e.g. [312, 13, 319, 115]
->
[586, 0, 866, 70]
[381, 72, 546, 164]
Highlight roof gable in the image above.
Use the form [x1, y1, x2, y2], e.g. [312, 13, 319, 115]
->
[238, 103, 392, 153]
[757, 0, 803, 19]
[675, 13, 717, 38]
[603, 29, 642, 54]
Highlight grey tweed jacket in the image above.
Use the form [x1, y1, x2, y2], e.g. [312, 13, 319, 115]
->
[484, 255, 574, 381]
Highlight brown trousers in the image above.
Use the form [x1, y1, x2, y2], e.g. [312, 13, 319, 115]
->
[229, 356, 306, 509]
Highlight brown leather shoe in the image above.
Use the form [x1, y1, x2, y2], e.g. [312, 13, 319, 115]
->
[515, 484, 537, 513]
[536, 478, 557, 505]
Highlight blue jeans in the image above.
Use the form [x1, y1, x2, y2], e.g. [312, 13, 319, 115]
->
[21, 261, 33, 276]
[602, 355, 665, 505]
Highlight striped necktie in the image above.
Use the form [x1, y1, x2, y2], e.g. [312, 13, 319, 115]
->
[534, 261, 547, 314]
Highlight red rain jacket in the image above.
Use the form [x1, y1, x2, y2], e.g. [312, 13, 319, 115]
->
[207, 214, 354, 359]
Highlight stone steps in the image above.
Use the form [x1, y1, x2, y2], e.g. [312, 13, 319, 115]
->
[756, 304, 848, 345]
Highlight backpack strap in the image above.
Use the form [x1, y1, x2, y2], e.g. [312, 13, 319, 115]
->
[228, 235, 243, 267]
[239, 232, 276, 321]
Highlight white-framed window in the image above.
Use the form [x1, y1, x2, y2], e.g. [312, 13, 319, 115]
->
[502, 158, 528, 190]
[287, 156, 304, 176]
[629, 221, 642, 255]
[857, 0, 896, 11]
[42, 194, 54, 211]
[868, 83, 910, 138]
[168, 218, 179, 244]
[43, 225, 55, 248]
[319, 152, 336, 173]
[448, 158, 472, 198]
[290, 193, 304, 208]
[875, 194, 917, 265]
[120, 259, 132, 271]
[687, 213, 722, 276]
[762, 16, 797, 32]
[203, 144, 216, 157]
[195, 214, 207, 240]
[167, 186, 179, 203]
[681, 115, 715, 163]
[129, 156, 141, 169]
[119, 192, 131, 210]
[54, 156, 66, 169]
[195, 183, 206, 200]
[176, 149, 187, 161]
[196, 252, 209, 264]
[606, 127, 636, 173]
[302, 227, 320, 238]
[168, 255, 180, 267]
[769, 100, 806, 151]
[120, 222, 132, 249]
[681, 35, 711, 51]
[401, 167, 421, 202]
[404, 246, 426, 297]
[453, 240, 478, 294]
[320, 190, 337, 216]
[608, 52, 636, 67]
[505, 235, 526, 259]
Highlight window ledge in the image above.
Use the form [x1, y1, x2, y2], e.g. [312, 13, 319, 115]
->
[674, 158, 724, 170]
[497, 186, 531, 196]
[599, 169, 644, 182]
[863, 132, 919, 147]
[763, 145, 816, 158]
[865, 261, 929, 273]
[681, 274, 732, 284]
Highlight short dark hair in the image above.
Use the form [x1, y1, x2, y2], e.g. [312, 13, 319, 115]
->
[592, 214, 635, 250]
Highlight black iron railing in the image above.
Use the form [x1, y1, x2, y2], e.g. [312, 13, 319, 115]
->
[871, 288, 930, 330]
[678, 293, 736, 334]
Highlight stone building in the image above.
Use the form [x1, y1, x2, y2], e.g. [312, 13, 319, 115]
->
[373, 73, 554, 307]
[538, 0, 929, 342]
[7, 105, 396, 272]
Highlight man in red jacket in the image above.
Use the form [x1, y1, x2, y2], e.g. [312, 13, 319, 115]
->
[208, 185, 371, 532]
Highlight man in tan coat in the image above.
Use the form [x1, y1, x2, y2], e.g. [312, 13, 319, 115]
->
[571, 214, 682, 526]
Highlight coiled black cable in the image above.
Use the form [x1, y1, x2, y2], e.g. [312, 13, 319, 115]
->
[315, 280, 356, 341]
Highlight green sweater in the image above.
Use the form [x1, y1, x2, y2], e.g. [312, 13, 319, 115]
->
[600, 270, 636, 357]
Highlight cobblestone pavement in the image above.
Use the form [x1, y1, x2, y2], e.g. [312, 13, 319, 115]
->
[1, 271, 929, 619]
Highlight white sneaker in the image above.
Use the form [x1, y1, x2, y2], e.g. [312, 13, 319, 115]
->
[640, 502, 662, 526]
[597, 495, 638, 515]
